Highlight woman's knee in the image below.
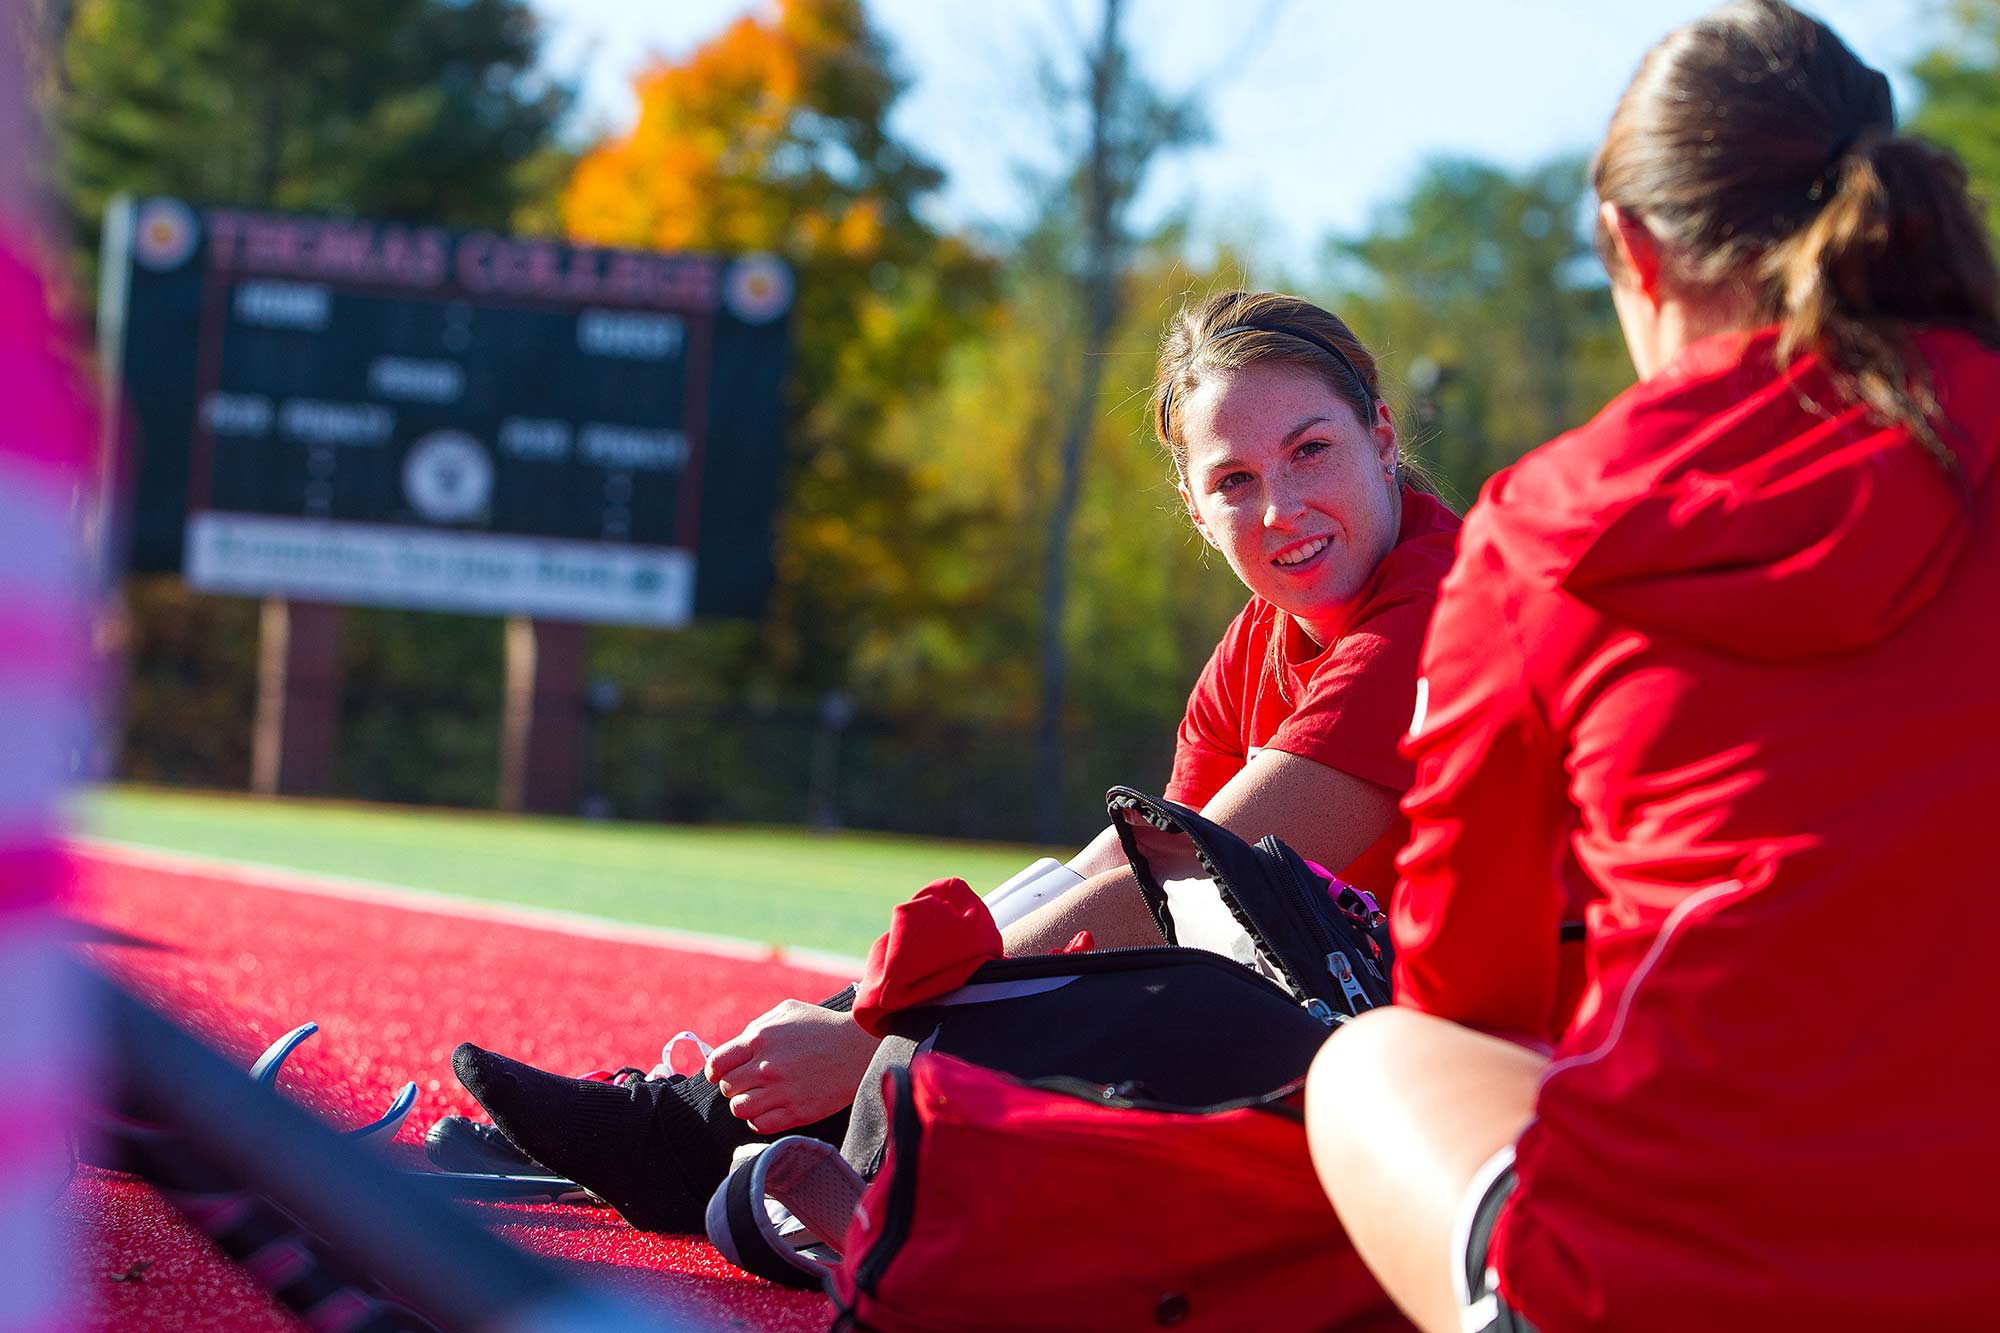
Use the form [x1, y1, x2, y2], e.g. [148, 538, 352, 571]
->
[1305, 1008, 1423, 1173]
[1307, 1006, 1543, 1178]
[1309, 1008, 1427, 1109]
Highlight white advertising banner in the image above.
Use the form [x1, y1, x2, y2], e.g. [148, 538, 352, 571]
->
[184, 512, 694, 626]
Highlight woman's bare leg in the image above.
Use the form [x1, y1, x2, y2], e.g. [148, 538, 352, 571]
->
[1305, 1007, 1545, 1333]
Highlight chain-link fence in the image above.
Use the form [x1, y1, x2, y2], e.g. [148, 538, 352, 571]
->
[588, 697, 1173, 845]
[118, 671, 1176, 847]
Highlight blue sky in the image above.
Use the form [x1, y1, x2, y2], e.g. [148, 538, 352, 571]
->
[532, 1, 1944, 274]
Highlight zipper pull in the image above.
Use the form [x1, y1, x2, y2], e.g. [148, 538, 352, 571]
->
[1327, 952, 1373, 1013]
[1304, 997, 1337, 1027]
[1335, 885, 1387, 928]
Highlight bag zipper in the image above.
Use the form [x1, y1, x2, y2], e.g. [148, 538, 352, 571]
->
[1331, 885, 1393, 985]
[961, 944, 1302, 1003]
[1259, 838, 1370, 1011]
[1166, 831, 1344, 1021]
[1105, 789, 1371, 1022]
[1029, 1072, 1309, 1121]
[851, 1061, 924, 1302]
[878, 947, 1313, 1051]
[1122, 809, 1324, 1013]
[1327, 953, 1371, 1013]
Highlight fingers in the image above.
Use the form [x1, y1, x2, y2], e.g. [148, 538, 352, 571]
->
[727, 1087, 794, 1133]
[706, 1000, 802, 1082]
[711, 1057, 778, 1101]
[743, 1109, 803, 1135]
[705, 1031, 755, 1083]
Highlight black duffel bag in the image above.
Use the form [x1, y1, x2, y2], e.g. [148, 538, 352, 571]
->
[711, 787, 1396, 1289]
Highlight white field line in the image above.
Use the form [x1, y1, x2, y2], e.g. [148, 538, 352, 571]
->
[69, 837, 864, 980]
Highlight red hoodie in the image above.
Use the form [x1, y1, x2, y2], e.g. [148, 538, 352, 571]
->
[1392, 326, 2000, 1330]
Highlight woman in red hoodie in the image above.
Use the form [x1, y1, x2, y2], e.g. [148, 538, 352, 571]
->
[1306, 3, 2000, 1330]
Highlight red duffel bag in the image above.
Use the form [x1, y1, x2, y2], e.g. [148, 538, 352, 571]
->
[825, 1052, 1412, 1333]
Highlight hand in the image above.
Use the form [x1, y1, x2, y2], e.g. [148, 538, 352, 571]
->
[705, 998, 880, 1134]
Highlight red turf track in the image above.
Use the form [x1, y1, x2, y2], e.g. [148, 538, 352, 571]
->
[57, 848, 852, 1332]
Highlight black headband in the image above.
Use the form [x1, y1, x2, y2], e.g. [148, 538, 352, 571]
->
[1809, 122, 1891, 202]
[1161, 321, 1377, 435]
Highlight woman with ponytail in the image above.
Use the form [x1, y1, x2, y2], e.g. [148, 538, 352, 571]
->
[1306, 3, 2000, 1330]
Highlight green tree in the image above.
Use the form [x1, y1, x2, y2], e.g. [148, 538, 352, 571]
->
[1323, 156, 1631, 503]
[60, 0, 569, 242]
[852, 234, 1266, 837]
[1911, 0, 2000, 240]
[1023, 0, 1204, 837]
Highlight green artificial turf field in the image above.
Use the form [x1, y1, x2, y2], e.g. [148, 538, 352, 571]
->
[77, 786, 1062, 959]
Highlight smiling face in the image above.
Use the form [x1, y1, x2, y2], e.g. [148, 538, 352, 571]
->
[1177, 362, 1403, 644]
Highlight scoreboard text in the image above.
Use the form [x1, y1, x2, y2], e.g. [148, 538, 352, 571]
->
[105, 197, 791, 626]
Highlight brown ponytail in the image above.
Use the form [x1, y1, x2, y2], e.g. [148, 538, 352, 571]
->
[1595, 0, 2000, 480]
[1766, 134, 2000, 483]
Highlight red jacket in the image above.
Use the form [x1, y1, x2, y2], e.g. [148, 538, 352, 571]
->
[1392, 327, 2000, 1330]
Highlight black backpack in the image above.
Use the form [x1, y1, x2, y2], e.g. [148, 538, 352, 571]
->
[1105, 786, 1395, 1019]
[711, 787, 1396, 1290]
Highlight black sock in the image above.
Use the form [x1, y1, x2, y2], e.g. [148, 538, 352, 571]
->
[453, 1043, 733, 1233]
[672, 1054, 851, 1152]
[665, 1069, 759, 1156]
[451, 986, 862, 1226]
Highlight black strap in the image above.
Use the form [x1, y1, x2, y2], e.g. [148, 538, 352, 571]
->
[707, 1137, 860, 1292]
[715, 1154, 824, 1290]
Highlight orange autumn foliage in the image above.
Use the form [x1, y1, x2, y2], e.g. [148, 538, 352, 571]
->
[563, 0, 891, 260]
[556, 0, 997, 690]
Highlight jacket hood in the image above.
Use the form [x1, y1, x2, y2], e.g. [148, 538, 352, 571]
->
[1482, 327, 2000, 661]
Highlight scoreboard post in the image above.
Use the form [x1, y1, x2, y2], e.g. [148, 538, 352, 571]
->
[103, 197, 793, 809]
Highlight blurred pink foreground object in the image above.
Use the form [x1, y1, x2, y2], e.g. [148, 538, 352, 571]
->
[0, 221, 101, 1333]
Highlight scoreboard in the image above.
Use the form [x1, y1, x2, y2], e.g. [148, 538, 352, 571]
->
[103, 196, 791, 626]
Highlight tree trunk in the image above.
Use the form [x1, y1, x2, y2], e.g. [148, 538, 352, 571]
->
[1035, 0, 1125, 843]
[254, 80, 284, 205]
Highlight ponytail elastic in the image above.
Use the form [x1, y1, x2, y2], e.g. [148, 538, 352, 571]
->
[1824, 131, 1861, 170]
[1809, 126, 1885, 203]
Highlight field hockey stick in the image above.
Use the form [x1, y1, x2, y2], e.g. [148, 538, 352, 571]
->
[100, 1110, 441, 1332]
[404, 1169, 599, 1204]
[81, 962, 707, 1332]
[251, 1020, 420, 1140]
[81, 1018, 421, 1171]
[245, 1022, 588, 1199]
